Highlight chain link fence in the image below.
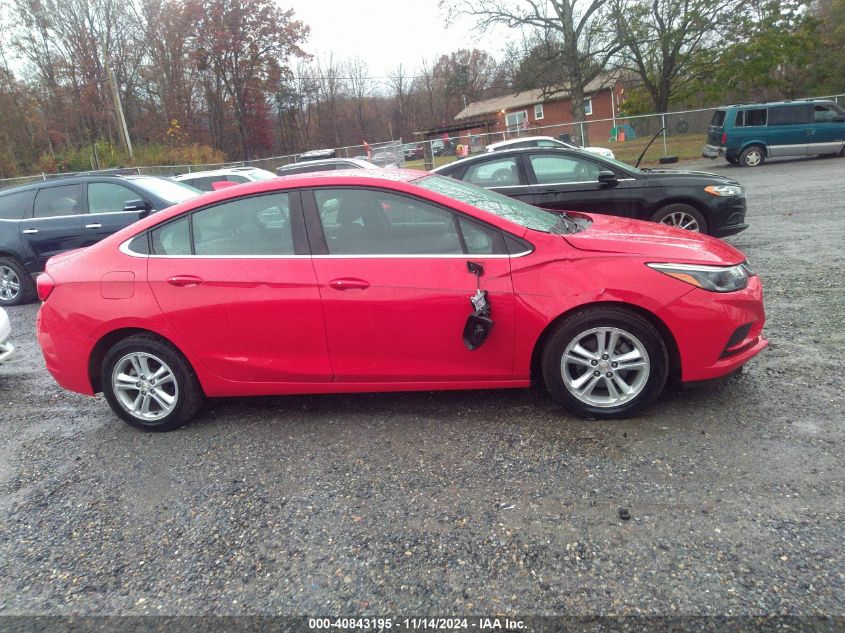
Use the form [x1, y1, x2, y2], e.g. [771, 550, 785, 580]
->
[2, 95, 842, 190]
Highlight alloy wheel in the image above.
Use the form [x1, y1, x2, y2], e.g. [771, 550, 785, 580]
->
[111, 352, 179, 421]
[0, 265, 21, 302]
[658, 211, 701, 232]
[560, 327, 651, 408]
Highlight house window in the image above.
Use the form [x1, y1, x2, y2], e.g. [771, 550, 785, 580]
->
[505, 110, 527, 132]
[534, 104, 544, 120]
[584, 97, 593, 116]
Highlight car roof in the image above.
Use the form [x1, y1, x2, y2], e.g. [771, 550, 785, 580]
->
[487, 136, 560, 149]
[275, 168, 422, 183]
[173, 168, 258, 179]
[0, 173, 163, 196]
[277, 158, 379, 170]
[722, 99, 837, 110]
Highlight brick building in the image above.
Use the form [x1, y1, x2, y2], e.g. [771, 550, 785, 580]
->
[452, 75, 626, 147]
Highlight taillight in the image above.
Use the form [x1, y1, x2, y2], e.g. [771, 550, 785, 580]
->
[721, 132, 727, 145]
[37, 273, 55, 301]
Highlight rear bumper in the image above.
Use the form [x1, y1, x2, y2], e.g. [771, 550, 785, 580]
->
[702, 144, 724, 158]
[36, 303, 95, 395]
[657, 276, 768, 383]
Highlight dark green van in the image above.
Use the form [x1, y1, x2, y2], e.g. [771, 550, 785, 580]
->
[702, 100, 845, 167]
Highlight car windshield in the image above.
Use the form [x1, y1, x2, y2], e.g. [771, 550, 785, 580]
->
[131, 177, 200, 203]
[414, 174, 558, 233]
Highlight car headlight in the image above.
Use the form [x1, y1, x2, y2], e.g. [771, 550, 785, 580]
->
[647, 262, 753, 292]
[704, 184, 743, 196]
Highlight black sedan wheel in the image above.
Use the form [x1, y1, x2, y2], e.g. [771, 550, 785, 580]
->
[650, 204, 707, 233]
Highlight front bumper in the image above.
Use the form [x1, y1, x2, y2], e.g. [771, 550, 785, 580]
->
[710, 195, 749, 237]
[657, 275, 768, 383]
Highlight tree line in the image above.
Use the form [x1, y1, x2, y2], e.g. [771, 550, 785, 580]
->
[0, 0, 842, 177]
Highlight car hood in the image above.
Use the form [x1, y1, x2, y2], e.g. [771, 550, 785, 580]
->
[641, 168, 740, 183]
[561, 213, 745, 265]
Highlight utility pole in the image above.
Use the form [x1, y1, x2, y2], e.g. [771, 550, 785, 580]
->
[107, 63, 133, 159]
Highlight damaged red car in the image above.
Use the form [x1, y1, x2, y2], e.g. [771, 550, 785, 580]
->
[36, 170, 767, 431]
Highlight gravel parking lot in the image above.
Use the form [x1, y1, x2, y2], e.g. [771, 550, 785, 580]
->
[0, 156, 843, 622]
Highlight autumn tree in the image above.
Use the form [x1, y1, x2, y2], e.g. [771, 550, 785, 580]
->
[190, 0, 308, 159]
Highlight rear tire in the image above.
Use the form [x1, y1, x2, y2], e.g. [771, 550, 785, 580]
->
[739, 145, 765, 167]
[650, 203, 707, 233]
[102, 334, 205, 431]
[0, 257, 35, 306]
[541, 307, 668, 419]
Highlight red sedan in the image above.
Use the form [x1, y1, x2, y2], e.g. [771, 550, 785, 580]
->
[36, 170, 767, 431]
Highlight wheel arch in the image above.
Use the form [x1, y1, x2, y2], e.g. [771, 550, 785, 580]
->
[529, 301, 682, 387]
[740, 141, 768, 156]
[88, 327, 199, 394]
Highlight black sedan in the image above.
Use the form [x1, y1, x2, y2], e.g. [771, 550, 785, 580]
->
[431, 148, 748, 236]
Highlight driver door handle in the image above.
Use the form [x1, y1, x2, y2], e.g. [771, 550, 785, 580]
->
[329, 278, 370, 291]
[22, 228, 38, 234]
[85, 223, 103, 229]
[167, 275, 204, 288]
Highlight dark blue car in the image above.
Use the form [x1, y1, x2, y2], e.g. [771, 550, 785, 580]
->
[0, 174, 199, 305]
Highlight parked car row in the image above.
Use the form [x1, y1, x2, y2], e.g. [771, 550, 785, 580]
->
[5, 112, 798, 430]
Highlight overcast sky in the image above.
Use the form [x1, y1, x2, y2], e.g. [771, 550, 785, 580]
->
[284, 0, 514, 86]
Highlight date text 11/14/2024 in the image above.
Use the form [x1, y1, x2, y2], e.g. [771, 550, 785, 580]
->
[308, 617, 527, 630]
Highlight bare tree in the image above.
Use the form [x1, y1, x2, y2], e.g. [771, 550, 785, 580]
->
[346, 57, 372, 138]
[611, 0, 733, 111]
[444, 0, 622, 140]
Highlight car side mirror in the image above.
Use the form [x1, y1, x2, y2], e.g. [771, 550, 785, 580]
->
[598, 170, 618, 187]
[123, 199, 152, 215]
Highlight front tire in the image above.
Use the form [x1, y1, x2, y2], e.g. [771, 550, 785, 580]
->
[541, 307, 668, 419]
[650, 203, 707, 233]
[0, 257, 35, 306]
[739, 145, 765, 167]
[102, 335, 205, 431]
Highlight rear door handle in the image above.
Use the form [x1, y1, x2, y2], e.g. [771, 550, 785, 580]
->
[329, 278, 370, 291]
[167, 275, 204, 288]
[85, 223, 103, 229]
[22, 229, 38, 234]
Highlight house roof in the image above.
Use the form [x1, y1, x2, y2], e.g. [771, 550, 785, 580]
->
[454, 75, 618, 120]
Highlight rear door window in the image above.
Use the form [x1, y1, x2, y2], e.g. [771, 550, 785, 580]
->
[33, 184, 83, 218]
[711, 110, 727, 126]
[463, 157, 522, 187]
[769, 105, 813, 126]
[0, 190, 35, 220]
